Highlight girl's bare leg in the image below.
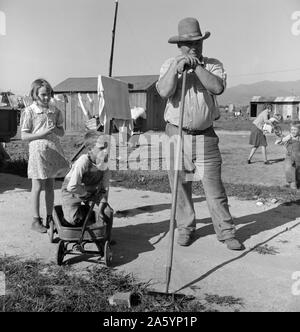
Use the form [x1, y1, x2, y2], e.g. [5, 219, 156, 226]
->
[31, 179, 47, 233]
[262, 146, 268, 163]
[32, 179, 43, 218]
[248, 147, 257, 162]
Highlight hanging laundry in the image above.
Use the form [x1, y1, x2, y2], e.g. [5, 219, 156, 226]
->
[97, 75, 132, 136]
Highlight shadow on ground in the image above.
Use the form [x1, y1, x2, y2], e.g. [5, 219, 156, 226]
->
[108, 200, 300, 267]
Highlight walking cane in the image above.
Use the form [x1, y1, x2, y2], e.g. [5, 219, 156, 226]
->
[165, 69, 187, 294]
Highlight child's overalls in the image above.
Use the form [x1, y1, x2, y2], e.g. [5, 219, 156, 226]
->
[285, 139, 300, 186]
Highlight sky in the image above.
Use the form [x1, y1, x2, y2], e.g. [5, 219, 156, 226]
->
[0, 0, 300, 95]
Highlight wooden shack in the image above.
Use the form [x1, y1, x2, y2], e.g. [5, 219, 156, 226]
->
[53, 75, 167, 133]
[250, 96, 300, 120]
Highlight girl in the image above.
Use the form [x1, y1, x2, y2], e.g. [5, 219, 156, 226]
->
[248, 104, 273, 165]
[21, 79, 69, 233]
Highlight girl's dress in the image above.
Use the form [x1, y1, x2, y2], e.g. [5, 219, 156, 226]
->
[21, 102, 70, 179]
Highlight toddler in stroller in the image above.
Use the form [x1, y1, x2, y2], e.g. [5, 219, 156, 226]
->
[50, 130, 113, 266]
[61, 130, 113, 228]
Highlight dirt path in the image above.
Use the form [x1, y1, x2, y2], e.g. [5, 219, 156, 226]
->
[1, 173, 300, 312]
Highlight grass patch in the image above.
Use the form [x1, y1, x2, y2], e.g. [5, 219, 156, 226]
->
[110, 170, 299, 203]
[1, 157, 299, 204]
[0, 256, 211, 312]
[205, 294, 244, 308]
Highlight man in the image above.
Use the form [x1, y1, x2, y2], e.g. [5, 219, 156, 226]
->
[156, 17, 244, 250]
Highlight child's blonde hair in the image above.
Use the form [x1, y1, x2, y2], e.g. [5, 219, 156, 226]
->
[84, 130, 109, 151]
[30, 78, 54, 101]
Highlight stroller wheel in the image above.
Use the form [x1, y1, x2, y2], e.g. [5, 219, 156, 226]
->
[48, 219, 55, 243]
[57, 240, 65, 266]
[104, 241, 112, 267]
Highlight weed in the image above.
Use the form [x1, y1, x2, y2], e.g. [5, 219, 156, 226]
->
[205, 294, 244, 307]
[253, 244, 280, 255]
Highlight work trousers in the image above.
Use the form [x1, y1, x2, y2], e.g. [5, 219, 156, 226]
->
[165, 123, 236, 241]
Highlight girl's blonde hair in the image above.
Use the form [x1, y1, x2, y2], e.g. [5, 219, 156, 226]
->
[30, 78, 54, 101]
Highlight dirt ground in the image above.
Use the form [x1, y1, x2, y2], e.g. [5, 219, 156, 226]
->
[1, 130, 300, 312]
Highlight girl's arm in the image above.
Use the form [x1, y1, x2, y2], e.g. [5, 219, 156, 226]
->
[21, 127, 55, 142]
[52, 109, 65, 137]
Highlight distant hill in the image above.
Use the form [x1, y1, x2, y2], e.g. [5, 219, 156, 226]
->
[218, 80, 300, 106]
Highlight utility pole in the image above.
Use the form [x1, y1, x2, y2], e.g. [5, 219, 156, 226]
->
[109, 0, 119, 77]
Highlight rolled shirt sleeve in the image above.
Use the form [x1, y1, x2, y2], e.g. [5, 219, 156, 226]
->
[66, 155, 89, 196]
[205, 57, 227, 92]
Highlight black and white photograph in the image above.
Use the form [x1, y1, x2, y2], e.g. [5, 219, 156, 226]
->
[0, 0, 300, 315]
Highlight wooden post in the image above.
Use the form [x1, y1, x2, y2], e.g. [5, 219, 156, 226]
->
[109, 0, 119, 78]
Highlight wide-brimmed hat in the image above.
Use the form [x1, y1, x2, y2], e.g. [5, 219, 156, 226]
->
[168, 17, 210, 44]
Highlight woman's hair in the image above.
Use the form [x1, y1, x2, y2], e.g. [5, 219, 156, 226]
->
[84, 130, 109, 150]
[30, 78, 54, 101]
[265, 104, 273, 110]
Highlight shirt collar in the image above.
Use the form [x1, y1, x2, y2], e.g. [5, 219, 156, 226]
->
[31, 102, 55, 114]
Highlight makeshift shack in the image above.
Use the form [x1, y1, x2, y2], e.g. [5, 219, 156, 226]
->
[250, 96, 300, 120]
[53, 75, 166, 133]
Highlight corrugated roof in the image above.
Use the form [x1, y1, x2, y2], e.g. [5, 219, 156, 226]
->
[53, 75, 159, 93]
[251, 96, 300, 102]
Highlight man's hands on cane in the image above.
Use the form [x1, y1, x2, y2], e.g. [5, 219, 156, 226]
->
[175, 55, 201, 74]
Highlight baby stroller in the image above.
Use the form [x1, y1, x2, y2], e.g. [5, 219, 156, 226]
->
[48, 197, 113, 267]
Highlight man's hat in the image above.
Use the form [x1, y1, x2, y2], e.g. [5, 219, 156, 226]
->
[168, 17, 210, 44]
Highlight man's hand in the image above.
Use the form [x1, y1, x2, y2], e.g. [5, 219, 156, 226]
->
[176, 55, 200, 74]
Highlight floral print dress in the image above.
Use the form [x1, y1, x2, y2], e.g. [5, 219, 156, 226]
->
[21, 102, 70, 179]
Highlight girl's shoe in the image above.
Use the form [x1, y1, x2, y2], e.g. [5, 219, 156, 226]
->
[45, 215, 54, 229]
[264, 161, 270, 165]
[31, 217, 47, 233]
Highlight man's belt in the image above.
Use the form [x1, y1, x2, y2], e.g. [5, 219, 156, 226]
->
[169, 122, 212, 135]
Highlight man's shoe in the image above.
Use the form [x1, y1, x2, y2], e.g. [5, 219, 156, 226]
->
[247, 160, 251, 164]
[177, 232, 193, 247]
[31, 218, 47, 233]
[224, 238, 244, 251]
[264, 161, 270, 165]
